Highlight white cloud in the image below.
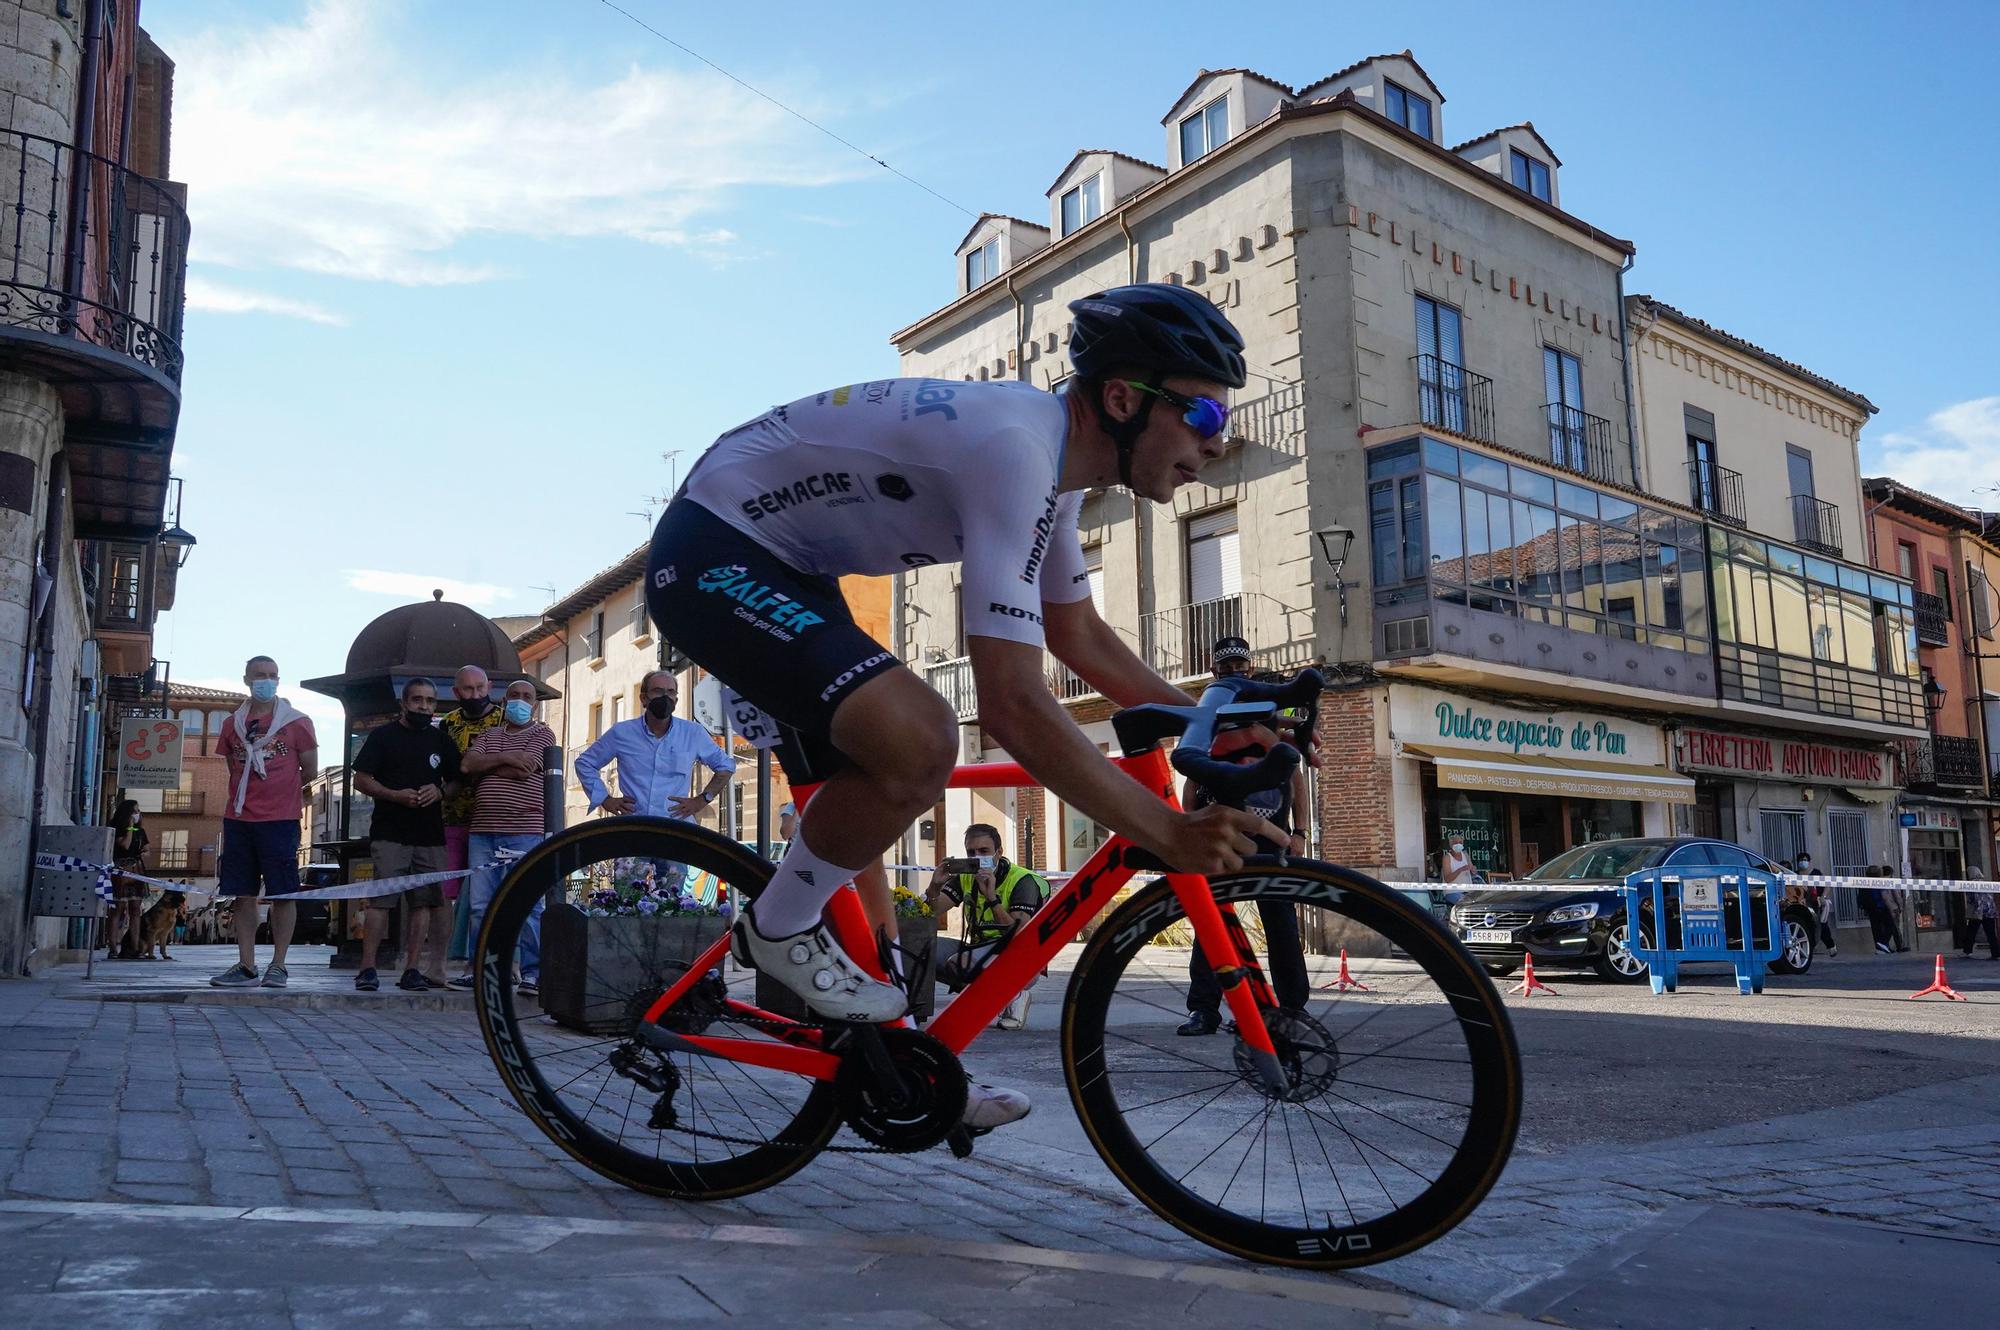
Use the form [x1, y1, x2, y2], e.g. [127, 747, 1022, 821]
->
[173, 0, 857, 287]
[345, 569, 512, 608]
[185, 274, 348, 326]
[1874, 396, 2000, 507]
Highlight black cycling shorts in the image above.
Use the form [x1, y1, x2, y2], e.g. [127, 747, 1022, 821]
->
[647, 497, 902, 786]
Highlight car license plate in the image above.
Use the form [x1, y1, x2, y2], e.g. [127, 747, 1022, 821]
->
[1465, 929, 1514, 944]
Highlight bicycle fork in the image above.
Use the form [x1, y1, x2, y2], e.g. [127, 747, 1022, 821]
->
[1169, 873, 1292, 1095]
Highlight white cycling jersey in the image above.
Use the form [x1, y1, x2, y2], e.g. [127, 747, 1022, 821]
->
[682, 378, 1089, 648]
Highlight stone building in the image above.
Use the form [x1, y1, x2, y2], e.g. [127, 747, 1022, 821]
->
[1, 1, 191, 973]
[886, 52, 1925, 889]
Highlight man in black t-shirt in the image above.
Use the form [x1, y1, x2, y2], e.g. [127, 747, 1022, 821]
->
[352, 679, 462, 992]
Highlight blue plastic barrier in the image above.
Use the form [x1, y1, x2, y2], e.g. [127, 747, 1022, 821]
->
[1621, 868, 1785, 995]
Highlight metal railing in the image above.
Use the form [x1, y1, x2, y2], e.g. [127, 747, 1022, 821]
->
[924, 656, 978, 722]
[1227, 380, 1305, 452]
[1913, 589, 1950, 648]
[1143, 595, 1244, 680]
[1687, 460, 1747, 528]
[1545, 403, 1617, 483]
[0, 129, 188, 383]
[1897, 735, 1985, 790]
[152, 850, 193, 871]
[1413, 355, 1495, 444]
[1790, 495, 1842, 557]
[1048, 659, 1095, 702]
[160, 791, 204, 815]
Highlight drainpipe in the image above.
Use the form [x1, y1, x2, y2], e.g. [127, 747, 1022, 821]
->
[18, 454, 69, 970]
[1117, 210, 1138, 285]
[1862, 483, 1897, 566]
[1614, 258, 1642, 490]
[61, 0, 105, 306]
[1005, 274, 1025, 382]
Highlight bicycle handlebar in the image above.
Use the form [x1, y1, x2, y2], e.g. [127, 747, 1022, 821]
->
[1109, 669, 1325, 811]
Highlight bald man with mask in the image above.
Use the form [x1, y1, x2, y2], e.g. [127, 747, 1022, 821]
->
[442, 665, 510, 983]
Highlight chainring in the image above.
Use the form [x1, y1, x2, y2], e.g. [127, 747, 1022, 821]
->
[834, 1027, 967, 1153]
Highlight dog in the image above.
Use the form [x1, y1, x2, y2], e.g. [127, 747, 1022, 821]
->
[137, 890, 186, 960]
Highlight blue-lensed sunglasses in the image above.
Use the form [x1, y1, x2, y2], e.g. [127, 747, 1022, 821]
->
[1124, 380, 1231, 440]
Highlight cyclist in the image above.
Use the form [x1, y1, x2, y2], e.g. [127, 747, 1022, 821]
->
[646, 283, 1286, 1128]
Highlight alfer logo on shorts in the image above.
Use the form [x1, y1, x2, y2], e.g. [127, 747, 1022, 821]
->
[698, 565, 826, 632]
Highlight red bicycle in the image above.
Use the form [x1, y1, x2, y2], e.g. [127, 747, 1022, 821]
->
[475, 671, 1521, 1269]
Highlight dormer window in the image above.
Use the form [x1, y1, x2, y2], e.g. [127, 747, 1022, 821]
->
[1510, 149, 1551, 201]
[1060, 173, 1103, 236]
[965, 237, 999, 290]
[1383, 80, 1432, 139]
[1179, 97, 1229, 165]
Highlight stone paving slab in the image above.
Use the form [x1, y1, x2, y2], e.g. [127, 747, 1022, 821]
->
[0, 1200, 1543, 1330]
[7, 946, 2000, 1323]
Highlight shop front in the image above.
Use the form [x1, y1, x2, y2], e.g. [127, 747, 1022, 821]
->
[1672, 724, 1900, 929]
[1388, 684, 1691, 881]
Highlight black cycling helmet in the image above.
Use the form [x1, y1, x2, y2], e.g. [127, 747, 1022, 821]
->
[1066, 283, 1247, 390]
[1066, 283, 1247, 489]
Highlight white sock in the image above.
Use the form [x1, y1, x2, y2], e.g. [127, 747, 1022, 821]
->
[753, 839, 863, 939]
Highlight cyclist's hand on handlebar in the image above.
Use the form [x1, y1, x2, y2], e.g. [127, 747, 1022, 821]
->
[1154, 805, 1289, 875]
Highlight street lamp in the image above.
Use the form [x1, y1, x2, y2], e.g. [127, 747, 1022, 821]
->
[1316, 524, 1358, 626]
[1922, 671, 1947, 720]
[159, 476, 195, 570]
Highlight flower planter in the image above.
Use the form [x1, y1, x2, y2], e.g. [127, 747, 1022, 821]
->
[540, 902, 729, 1036]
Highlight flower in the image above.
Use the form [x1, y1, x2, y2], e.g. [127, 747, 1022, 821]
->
[569, 860, 724, 917]
[892, 886, 932, 919]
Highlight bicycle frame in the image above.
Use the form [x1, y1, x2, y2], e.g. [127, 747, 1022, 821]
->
[637, 746, 1284, 1080]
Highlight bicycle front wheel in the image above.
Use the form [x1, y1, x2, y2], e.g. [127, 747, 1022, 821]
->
[474, 817, 841, 1200]
[1062, 859, 1521, 1269]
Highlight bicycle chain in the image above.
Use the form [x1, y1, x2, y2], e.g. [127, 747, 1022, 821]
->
[643, 992, 907, 1156]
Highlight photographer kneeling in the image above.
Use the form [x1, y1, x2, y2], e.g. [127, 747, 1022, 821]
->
[926, 823, 1047, 1030]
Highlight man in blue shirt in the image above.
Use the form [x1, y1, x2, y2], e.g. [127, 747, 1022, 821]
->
[576, 670, 739, 833]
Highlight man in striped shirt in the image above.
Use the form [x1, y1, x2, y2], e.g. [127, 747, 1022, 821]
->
[451, 679, 558, 997]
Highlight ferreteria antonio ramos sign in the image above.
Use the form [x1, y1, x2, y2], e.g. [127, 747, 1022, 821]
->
[1674, 727, 1892, 787]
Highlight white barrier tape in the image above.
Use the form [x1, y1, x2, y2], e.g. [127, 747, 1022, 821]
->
[35, 851, 527, 905]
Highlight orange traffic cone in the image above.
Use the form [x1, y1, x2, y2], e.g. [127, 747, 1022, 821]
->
[1509, 952, 1558, 997]
[1909, 955, 1967, 1002]
[1320, 948, 1371, 992]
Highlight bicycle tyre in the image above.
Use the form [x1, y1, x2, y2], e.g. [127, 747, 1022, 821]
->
[474, 817, 842, 1200]
[1061, 858, 1521, 1269]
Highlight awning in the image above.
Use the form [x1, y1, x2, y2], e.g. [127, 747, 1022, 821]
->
[1405, 744, 1697, 805]
[1840, 787, 1899, 805]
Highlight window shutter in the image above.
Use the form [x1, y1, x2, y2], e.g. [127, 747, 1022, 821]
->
[1083, 544, 1106, 615]
[1187, 508, 1240, 603]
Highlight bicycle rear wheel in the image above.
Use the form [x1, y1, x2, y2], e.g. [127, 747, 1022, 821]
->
[474, 817, 841, 1200]
[1062, 859, 1520, 1269]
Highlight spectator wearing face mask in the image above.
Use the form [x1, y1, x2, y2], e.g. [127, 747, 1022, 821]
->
[575, 669, 738, 895]
[1440, 834, 1478, 896]
[450, 681, 559, 998]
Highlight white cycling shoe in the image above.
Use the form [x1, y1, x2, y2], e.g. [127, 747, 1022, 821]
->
[962, 1081, 1031, 1132]
[730, 909, 909, 1024]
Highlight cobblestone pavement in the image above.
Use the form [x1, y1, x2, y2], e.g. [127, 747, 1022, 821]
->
[5, 944, 1999, 1326]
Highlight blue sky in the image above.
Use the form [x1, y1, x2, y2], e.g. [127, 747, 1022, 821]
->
[143, 0, 1998, 736]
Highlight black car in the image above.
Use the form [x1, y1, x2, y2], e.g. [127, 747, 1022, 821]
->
[1447, 837, 1818, 982]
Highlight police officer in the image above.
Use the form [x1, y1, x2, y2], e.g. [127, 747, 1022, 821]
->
[1178, 636, 1311, 1036]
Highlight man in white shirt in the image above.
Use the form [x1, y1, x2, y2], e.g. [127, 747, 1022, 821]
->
[576, 670, 738, 837]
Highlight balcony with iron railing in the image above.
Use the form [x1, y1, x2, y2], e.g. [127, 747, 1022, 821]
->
[0, 129, 191, 536]
[924, 655, 978, 722]
[152, 849, 194, 871]
[1897, 734, 1986, 791]
[1545, 403, 1618, 485]
[1139, 593, 1315, 682]
[1412, 354, 1496, 445]
[160, 790, 204, 815]
[1790, 495, 1842, 558]
[1687, 459, 1747, 528]
[1913, 590, 1951, 648]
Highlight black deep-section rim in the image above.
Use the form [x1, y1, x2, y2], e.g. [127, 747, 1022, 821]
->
[1061, 859, 1522, 1269]
[474, 817, 842, 1200]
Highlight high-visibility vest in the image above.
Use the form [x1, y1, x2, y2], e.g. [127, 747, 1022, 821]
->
[955, 862, 1042, 945]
